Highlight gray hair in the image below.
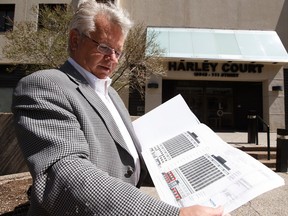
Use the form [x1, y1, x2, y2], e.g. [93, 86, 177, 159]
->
[69, 0, 133, 38]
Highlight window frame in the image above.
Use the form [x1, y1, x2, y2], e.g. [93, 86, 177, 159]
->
[0, 4, 15, 32]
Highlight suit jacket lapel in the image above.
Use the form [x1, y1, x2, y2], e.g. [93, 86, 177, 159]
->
[109, 88, 142, 153]
[60, 61, 148, 186]
[109, 88, 148, 186]
[60, 61, 131, 154]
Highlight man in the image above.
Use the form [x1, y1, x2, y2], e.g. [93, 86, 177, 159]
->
[12, 1, 224, 215]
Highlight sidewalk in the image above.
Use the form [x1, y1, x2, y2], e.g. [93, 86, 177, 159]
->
[216, 131, 277, 147]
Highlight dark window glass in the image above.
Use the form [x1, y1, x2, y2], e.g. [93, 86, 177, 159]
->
[96, 0, 115, 3]
[0, 65, 25, 88]
[0, 4, 15, 32]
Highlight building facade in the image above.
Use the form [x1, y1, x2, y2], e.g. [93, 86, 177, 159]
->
[119, 0, 288, 132]
[1, 0, 288, 132]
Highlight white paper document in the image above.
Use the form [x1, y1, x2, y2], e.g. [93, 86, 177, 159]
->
[133, 95, 285, 214]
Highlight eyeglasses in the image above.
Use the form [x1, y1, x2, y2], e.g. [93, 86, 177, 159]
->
[82, 34, 122, 59]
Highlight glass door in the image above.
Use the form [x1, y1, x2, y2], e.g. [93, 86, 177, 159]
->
[206, 88, 233, 130]
[175, 87, 204, 122]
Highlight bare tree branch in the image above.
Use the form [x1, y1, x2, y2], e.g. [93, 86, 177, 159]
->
[4, 7, 166, 96]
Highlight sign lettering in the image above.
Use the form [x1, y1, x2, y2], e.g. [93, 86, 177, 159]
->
[168, 61, 264, 78]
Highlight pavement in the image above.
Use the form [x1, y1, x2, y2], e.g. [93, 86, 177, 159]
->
[216, 131, 277, 147]
[1, 132, 287, 215]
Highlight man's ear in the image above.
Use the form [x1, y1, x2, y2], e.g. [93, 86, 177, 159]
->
[69, 29, 80, 51]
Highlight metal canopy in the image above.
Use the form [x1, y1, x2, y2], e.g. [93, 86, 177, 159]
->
[147, 27, 288, 64]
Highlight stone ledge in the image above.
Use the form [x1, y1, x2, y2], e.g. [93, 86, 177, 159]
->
[0, 172, 31, 185]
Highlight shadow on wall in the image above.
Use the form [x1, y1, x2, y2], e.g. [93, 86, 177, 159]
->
[276, 0, 288, 50]
[0, 113, 28, 176]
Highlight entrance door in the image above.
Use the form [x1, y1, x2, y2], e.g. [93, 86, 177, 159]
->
[174, 86, 233, 130]
[174, 87, 204, 122]
[206, 88, 233, 130]
[162, 80, 263, 131]
[234, 83, 263, 131]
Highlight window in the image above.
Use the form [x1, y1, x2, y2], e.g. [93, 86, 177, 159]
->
[0, 65, 26, 88]
[0, 4, 15, 32]
[96, 0, 115, 3]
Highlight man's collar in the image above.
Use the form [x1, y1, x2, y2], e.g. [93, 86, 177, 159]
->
[68, 57, 112, 96]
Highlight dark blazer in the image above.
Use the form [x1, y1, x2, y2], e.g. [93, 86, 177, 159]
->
[12, 61, 179, 216]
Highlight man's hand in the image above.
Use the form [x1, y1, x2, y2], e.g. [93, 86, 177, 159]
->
[179, 205, 224, 216]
